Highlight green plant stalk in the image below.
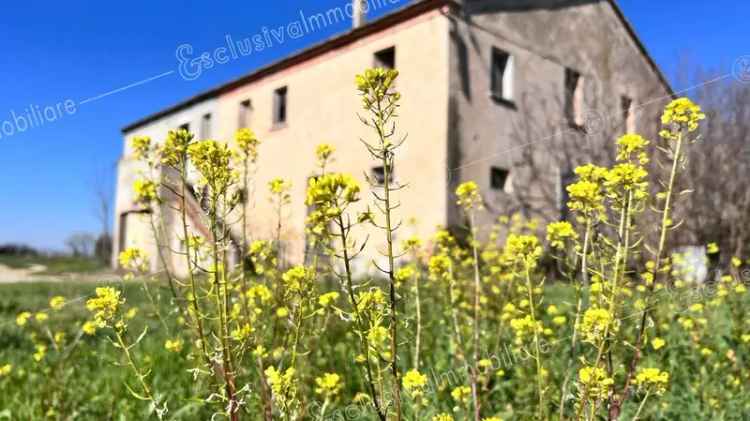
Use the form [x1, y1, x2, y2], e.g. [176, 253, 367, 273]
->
[630, 390, 650, 421]
[524, 263, 546, 421]
[178, 164, 211, 367]
[336, 214, 387, 421]
[240, 156, 252, 320]
[469, 212, 482, 421]
[208, 189, 239, 421]
[615, 132, 685, 415]
[414, 265, 422, 370]
[561, 219, 593, 420]
[114, 329, 155, 405]
[378, 129, 402, 421]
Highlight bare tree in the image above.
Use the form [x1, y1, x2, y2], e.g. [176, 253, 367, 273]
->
[672, 69, 750, 261]
[91, 163, 115, 263]
[65, 232, 96, 257]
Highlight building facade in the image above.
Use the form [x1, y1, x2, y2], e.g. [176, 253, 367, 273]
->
[113, 0, 672, 273]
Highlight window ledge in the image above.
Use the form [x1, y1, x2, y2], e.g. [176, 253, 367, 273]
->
[489, 93, 516, 109]
[271, 122, 288, 131]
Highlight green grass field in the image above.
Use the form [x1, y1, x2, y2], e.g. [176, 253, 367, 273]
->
[0, 280, 211, 420]
[1, 277, 748, 420]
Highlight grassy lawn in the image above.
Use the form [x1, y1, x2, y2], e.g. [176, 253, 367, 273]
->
[0, 280, 208, 420]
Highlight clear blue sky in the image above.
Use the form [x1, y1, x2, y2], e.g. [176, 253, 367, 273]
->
[0, 0, 747, 251]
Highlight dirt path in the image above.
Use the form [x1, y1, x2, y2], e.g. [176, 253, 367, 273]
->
[0, 263, 50, 283]
[0, 264, 118, 284]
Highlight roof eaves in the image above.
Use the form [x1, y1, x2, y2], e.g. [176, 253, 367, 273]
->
[122, 0, 455, 134]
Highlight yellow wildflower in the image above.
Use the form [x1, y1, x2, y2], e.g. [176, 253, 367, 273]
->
[16, 311, 31, 327]
[451, 385, 472, 405]
[130, 135, 152, 160]
[133, 179, 157, 205]
[86, 287, 122, 326]
[578, 366, 613, 400]
[580, 307, 615, 343]
[634, 367, 669, 395]
[164, 339, 184, 353]
[456, 181, 483, 210]
[235, 128, 260, 162]
[402, 369, 428, 400]
[49, 296, 66, 311]
[318, 291, 340, 307]
[82, 321, 97, 335]
[546, 221, 578, 249]
[314, 372, 343, 397]
[651, 337, 666, 351]
[0, 364, 11, 377]
[660, 97, 705, 136]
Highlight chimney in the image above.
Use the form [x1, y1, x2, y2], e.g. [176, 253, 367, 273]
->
[353, 0, 367, 28]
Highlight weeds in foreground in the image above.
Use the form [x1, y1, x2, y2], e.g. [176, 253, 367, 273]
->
[3, 70, 750, 421]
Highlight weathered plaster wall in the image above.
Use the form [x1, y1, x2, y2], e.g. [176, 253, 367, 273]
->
[447, 0, 670, 232]
[216, 10, 451, 269]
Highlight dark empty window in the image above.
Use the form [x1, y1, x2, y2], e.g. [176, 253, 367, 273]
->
[239, 99, 251, 128]
[200, 113, 212, 138]
[179, 122, 190, 133]
[565, 68, 584, 128]
[273, 87, 288, 125]
[374, 47, 396, 69]
[491, 48, 513, 102]
[490, 167, 509, 191]
[371, 165, 394, 186]
[621, 95, 634, 133]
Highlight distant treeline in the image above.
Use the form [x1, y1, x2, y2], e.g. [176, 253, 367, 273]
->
[0, 243, 39, 256]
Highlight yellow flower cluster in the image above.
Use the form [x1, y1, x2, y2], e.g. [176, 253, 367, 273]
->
[85, 287, 122, 327]
[402, 369, 428, 400]
[432, 414, 454, 421]
[566, 164, 608, 217]
[428, 255, 452, 282]
[0, 364, 11, 377]
[235, 128, 260, 162]
[133, 179, 157, 205]
[16, 312, 31, 326]
[187, 140, 237, 191]
[315, 143, 335, 168]
[510, 315, 543, 341]
[451, 385, 472, 405]
[503, 234, 542, 267]
[130, 135, 152, 160]
[635, 367, 669, 395]
[578, 366, 614, 401]
[660, 97, 705, 138]
[48, 296, 65, 311]
[546, 221, 578, 249]
[268, 177, 292, 195]
[318, 291, 340, 307]
[164, 338, 184, 353]
[355, 68, 400, 110]
[160, 129, 193, 167]
[580, 307, 616, 343]
[305, 173, 361, 236]
[281, 265, 313, 295]
[265, 365, 296, 403]
[314, 372, 343, 398]
[615, 133, 650, 164]
[456, 181, 483, 211]
[118, 247, 147, 272]
[604, 163, 649, 200]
